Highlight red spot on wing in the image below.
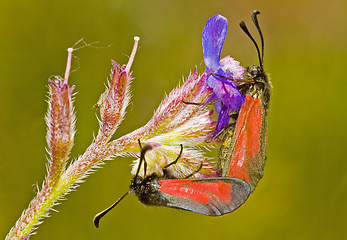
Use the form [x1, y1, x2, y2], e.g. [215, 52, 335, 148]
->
[233, 95, 252, 135]
[227, 95, 263, 184]
[158, 179, 232, 204]
[246, 97, 262, 158]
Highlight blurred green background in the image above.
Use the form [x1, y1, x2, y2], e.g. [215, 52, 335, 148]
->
[1, 0, 346, 239]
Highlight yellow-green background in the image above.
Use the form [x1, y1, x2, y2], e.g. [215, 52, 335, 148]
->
[1, 0, 346, 239]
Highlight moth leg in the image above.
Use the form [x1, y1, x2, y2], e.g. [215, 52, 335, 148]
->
[135, 139, 152, 178]
[182, 99, 220, 105]
[162, 144, 183, 176]
[211, 72, 255, 83]
[184, 162, 203, 179]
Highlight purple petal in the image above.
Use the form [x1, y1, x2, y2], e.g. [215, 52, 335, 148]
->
[213, 80, 244, 108]
[202, 14, 228, 73]
[206, 69, 235, 89]
[206, 75, 218, 89]
[214, 105, 230, 136]
[223, 87, 245, 111]
[214, 100, 222, 115]
[213, 68, 236, 85]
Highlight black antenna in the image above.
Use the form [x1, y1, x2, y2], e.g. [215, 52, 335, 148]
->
[93, 191, 129, 228]
[251, 10, 264, 66]
[93, 142, 152, 228]
[163, 144, 183, 170]
[239, 11, 264, 67]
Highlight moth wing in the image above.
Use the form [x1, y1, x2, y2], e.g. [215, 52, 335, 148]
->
[158, 178, 250, 216]
[222, 95, 267, 191]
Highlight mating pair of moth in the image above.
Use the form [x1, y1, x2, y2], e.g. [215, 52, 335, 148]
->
[94, 10, 271, 228]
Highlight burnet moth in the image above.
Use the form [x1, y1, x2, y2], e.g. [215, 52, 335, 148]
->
[93, 141, 250, 228]
[218, 11, 271, 192]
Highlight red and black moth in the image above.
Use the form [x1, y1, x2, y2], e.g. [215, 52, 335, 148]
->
[218, 11, 271, 192]
[93, 142, 250, 228]
[94, 11, 270, 228]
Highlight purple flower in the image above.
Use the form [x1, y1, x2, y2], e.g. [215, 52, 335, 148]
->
[202, 14, 245, 135]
